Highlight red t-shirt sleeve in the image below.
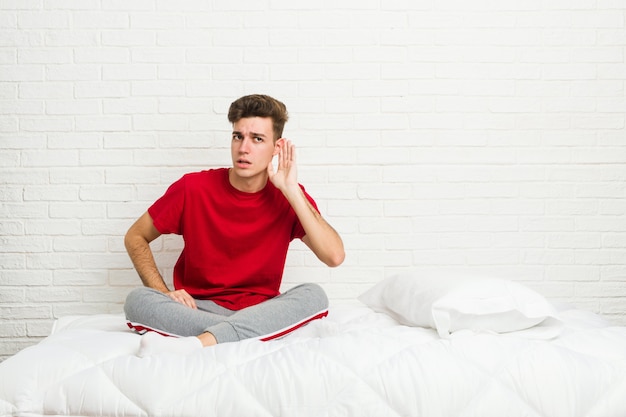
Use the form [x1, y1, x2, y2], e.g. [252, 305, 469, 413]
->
[148, 175, 186, 235]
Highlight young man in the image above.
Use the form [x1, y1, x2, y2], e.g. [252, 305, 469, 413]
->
[123, 94, 345, 356]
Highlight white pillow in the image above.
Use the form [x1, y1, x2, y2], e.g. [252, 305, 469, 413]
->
[358, 272, 557, 338]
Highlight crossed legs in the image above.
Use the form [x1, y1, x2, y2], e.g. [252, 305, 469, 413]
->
[124, 283, 329, 356]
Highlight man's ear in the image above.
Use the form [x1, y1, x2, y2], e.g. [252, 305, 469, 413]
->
[273, 138, 285, 156]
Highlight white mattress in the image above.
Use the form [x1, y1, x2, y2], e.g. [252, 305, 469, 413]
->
[1, 304, 626, 417]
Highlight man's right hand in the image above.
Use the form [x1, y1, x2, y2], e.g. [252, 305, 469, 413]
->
[166, 289, 197, 309]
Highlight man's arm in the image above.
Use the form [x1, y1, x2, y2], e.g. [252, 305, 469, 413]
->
[268, 140, 345, 267]
[290, 187, 345, 267]
[125, 211, 197, 308]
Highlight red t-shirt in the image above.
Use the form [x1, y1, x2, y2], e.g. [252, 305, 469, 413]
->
[148, 168, 318, 310]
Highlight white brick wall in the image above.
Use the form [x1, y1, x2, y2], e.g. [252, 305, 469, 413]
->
[1, 1, 625, 360]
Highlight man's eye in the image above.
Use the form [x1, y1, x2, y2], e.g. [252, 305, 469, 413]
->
[254, 137, 263, 142]
[233, 135, 242, 140]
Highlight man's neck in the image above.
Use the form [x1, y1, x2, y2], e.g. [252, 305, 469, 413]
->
[228, 169, 268, 193]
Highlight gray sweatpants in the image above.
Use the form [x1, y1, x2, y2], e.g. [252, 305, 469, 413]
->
[124, 283, 329, 344]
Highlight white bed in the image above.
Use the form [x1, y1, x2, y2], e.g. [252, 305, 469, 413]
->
[1, 275, 626, 417]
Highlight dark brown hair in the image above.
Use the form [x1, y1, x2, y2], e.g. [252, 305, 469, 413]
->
[227, 94, 289, 140]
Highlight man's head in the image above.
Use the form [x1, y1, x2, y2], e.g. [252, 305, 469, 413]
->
[228, 94, 289, 141]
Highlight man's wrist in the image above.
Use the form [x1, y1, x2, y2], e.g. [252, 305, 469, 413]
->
[280, 183, 303, 202]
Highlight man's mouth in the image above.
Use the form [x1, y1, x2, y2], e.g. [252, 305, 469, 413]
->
[237, 159, 252, 165]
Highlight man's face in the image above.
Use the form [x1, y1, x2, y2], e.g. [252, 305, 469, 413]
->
[230, 117, 280, 183]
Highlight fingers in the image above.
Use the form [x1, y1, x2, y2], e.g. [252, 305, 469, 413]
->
[167, 289, 197, 309]
[269, 139, 298, 191]
[277, 139, 295, 167]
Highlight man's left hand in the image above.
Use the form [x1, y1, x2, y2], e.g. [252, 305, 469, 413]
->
[268, 139, 298, 193]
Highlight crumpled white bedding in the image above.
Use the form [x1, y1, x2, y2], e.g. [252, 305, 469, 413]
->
[1, 304, 626, 417]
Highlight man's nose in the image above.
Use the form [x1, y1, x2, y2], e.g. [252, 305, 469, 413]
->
[239, 137, 251, 153]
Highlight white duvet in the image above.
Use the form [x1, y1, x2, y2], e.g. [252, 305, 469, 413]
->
[1, 304, 626, 417]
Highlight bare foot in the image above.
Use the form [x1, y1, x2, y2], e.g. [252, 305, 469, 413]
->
[197, 331, 218, 347]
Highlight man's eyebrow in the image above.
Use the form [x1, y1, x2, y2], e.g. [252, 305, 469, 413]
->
[232, 131, 267, 138]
